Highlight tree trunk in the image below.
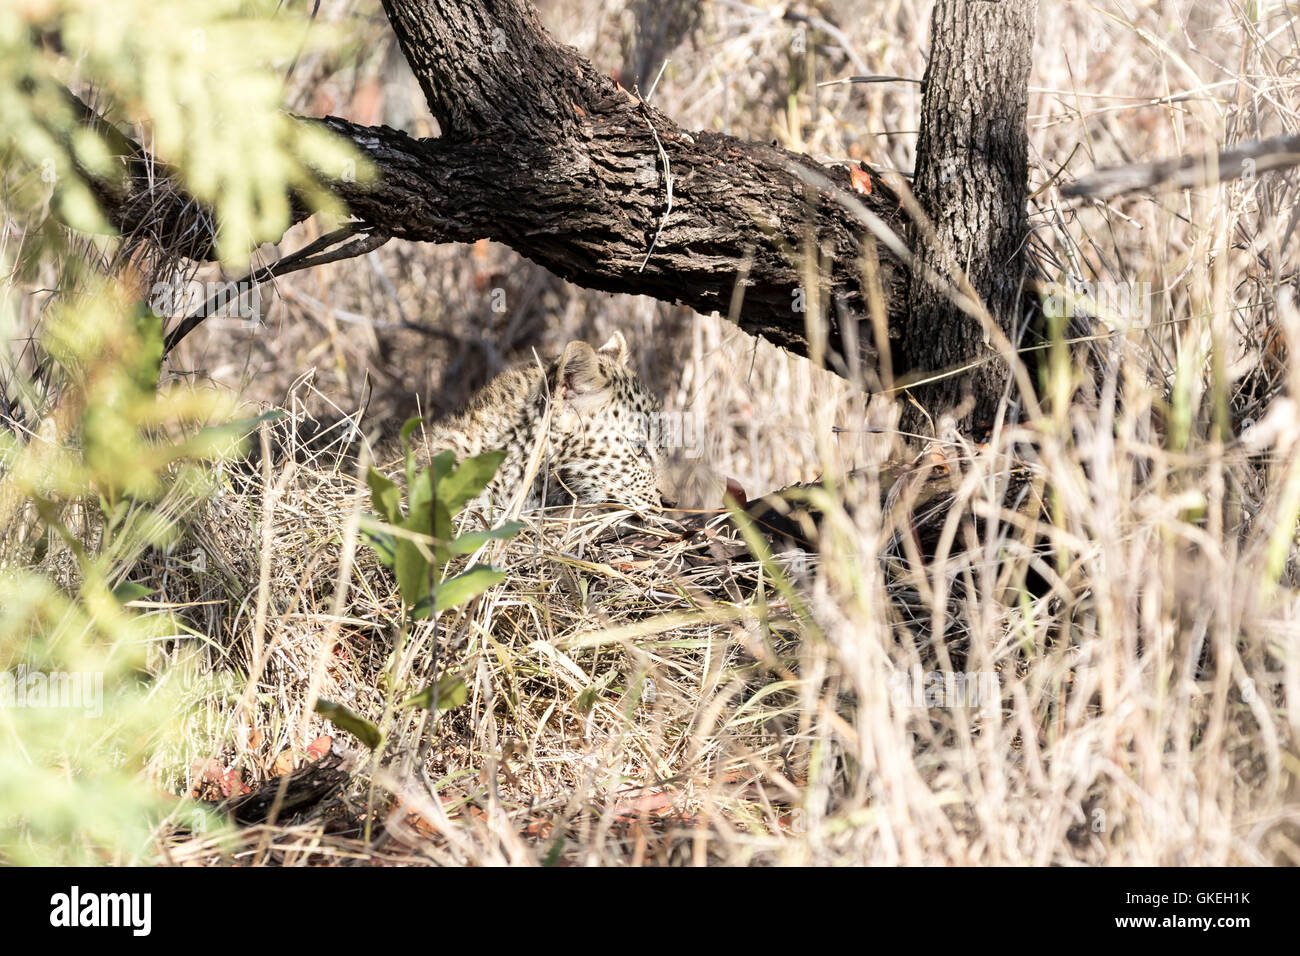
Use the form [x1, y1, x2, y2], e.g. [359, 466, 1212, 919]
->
[899, 0, 1038, 436]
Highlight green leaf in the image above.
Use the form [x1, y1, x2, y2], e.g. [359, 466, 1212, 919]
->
[435, 564, 505, 613]
[110, 581, 152, 605]
[447, 521, 525, 554]
[99, 495, 130, 533]
[393, 537, 432, 612]
[406, 465, 432, 521]
[400, 673, 469, 713]
[366, 468, 401, 524]
[56, 181, 112, 235]
[576, 670, 618, 712]
[359, 521, 396, 569]
[438, 450, 506, 515]
[72, 127, 116, 178]
[170, 410, 287, 461]
[542, 833, 566, 867]
[430, 451, 456, 522]
[129, 304, 164, 391]
[407, 454, 456, 578]
[400, 416, 424, 445]
[431, 500, 454, 573]
[314, 700, 382, 750]
[431, 448, 456, 477]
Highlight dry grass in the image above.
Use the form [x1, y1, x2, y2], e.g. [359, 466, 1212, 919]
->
[9, 0, 1300, 865]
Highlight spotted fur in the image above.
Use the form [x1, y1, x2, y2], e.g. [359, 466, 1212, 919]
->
[392, 333, 668, 513]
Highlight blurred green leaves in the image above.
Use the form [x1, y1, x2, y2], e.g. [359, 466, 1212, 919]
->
[0, 0, 367, 266]
[0, 278, 255, 864]
[0, 0, 372, 868]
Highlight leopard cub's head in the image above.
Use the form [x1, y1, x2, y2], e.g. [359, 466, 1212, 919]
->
[546, 332, 670, 510]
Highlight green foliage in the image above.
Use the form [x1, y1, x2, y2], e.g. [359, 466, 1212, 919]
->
[0, 2, 359, 859]
[312, 700, 381, 751]
[361, 423, 522, 621]
[315, 422, 520, 750]
[0, 282, 247, 864]
[0, 0, 367, 266]
[399, 673, 469, 714]
[314, 671, 471, 753]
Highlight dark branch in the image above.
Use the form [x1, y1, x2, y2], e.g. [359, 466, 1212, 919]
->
[72, 0, 914, 377]
[1062, 133, 1300, 200]
[162, 227, 389, 355]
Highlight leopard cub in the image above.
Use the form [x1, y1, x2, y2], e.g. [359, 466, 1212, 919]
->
[388, 332, 669, 514]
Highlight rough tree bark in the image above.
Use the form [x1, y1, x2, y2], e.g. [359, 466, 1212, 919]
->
[90, 0, 908, 380]
[82, 0, 1040, 437]
[368, 0, 910, 370]
[899, 0, 1038, 436]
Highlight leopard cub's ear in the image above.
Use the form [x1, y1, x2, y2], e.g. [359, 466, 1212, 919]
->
[556, 341, 608, 400]
[597, 331, 629, 367]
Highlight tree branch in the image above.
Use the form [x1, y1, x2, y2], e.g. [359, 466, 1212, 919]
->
[78, 0, 913, 377]
[162, 227, 389, 355]
[1062, 133, 1300, 200]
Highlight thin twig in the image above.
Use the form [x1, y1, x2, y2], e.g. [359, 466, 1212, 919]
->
[817, 75, 922, 88]
[637, 106, 674, 273]
[162, 227, 388, 355]
[644, 58, 670, 103]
